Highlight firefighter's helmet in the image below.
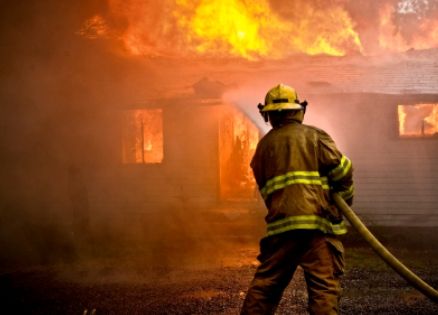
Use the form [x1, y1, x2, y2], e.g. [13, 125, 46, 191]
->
[261, 84, 305, 112]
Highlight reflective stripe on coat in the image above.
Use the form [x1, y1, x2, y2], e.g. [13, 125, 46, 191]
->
[251, 121, 354, 236]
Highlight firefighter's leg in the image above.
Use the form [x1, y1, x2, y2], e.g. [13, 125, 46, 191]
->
[300, 234, 345, 315]
[241, 234, 298, 315]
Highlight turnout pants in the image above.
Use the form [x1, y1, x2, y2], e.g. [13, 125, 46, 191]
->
[241, 230, 344, 315]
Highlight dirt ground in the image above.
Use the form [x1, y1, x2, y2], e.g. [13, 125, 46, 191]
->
[1, 223, 438, 314]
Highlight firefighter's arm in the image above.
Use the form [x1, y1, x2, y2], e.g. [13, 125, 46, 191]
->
[318, 131, 354, 205]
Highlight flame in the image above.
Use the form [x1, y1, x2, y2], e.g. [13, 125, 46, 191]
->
[144, 139, 153, 152]
[398, 105, 407, 136]
[79, 1, 438, 58]
[398, 104, 438, 137]
[80, 0, 363, 60]
[219, 105, 259, 200]
[122, 109, 164, 163]
[174, 0, 275, 59]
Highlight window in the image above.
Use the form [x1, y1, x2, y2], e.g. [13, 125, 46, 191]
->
[219, 106, 259, 201]
[398, 104, 438, 138]
[122, 109, 164, 164]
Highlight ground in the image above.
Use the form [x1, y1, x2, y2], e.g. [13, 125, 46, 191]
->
[1, 223, 438, 314]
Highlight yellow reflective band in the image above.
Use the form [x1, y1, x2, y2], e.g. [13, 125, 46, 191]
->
[266, 215, 347, 236]
[321, 177, 329, 189]
[339, 185, 354, 200]
[329, 155, 352, 182]
[264, 171, 320, 187]
[260, 172, 329, 199]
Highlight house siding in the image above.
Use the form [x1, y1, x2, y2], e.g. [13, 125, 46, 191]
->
[310, 93, 438, 226]
[87, 102, 221, 231]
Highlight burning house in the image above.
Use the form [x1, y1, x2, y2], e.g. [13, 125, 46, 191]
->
[2, 1, 438, 314]
[97, 52, 438, 232]
[72, 0, 438, 229]
[1, 0, 438, 265]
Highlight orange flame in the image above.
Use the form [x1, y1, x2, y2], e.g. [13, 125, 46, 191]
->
[79, 1, 438, 59]
[398, 104, 438, 137]
[174, 0, 363, 59]
[219, 105, 259, 200]
[80, 0, 363, 60]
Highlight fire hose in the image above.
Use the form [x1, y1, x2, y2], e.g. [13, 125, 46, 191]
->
[332, 193, 438, 302]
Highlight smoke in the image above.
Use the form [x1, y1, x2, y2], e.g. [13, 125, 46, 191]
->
[1, 0, 436, 283]
[0, 15, 210, 249]
[222, 83, 351, 151]
[223, 83, 272, 135]
[0, 0, 115, 269]
[0, 1, 266, 277]
[394, 0, 438, 44]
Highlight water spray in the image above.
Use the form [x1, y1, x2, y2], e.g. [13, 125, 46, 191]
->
[333, 193, 438, 302]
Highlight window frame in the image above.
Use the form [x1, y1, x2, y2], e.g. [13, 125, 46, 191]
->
[121, 107, 165, 165]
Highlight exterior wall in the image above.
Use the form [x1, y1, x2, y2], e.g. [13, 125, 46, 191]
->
[86, 101, 221, 236]
[87, 93, 438, 228]
[310, 93, 438, 226]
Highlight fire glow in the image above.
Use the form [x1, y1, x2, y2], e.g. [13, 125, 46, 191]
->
[219, 106, 259, 200]
[398, 104, 438, 137]
[79, 1, 438, 60]
[173, 0, 363, 59]
[122, 109, 164, 164]
[79, 0, 363, 59]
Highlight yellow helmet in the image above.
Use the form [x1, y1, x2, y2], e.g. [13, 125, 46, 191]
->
[262, 84, 304, 112]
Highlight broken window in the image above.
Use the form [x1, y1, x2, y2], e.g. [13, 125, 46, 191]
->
[219, 106, 259, 201]
[398, 104, 438, 138]
[122, 109, 164, 164]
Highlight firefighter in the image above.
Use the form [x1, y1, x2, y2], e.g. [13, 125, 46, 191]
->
[241, 84, 354, 315]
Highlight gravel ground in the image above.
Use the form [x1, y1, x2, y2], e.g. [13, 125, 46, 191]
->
[1, 227, 438, 314]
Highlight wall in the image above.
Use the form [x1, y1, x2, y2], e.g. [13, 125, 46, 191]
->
[84, 100, 222, 240]
[93, 93, 438, 228]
